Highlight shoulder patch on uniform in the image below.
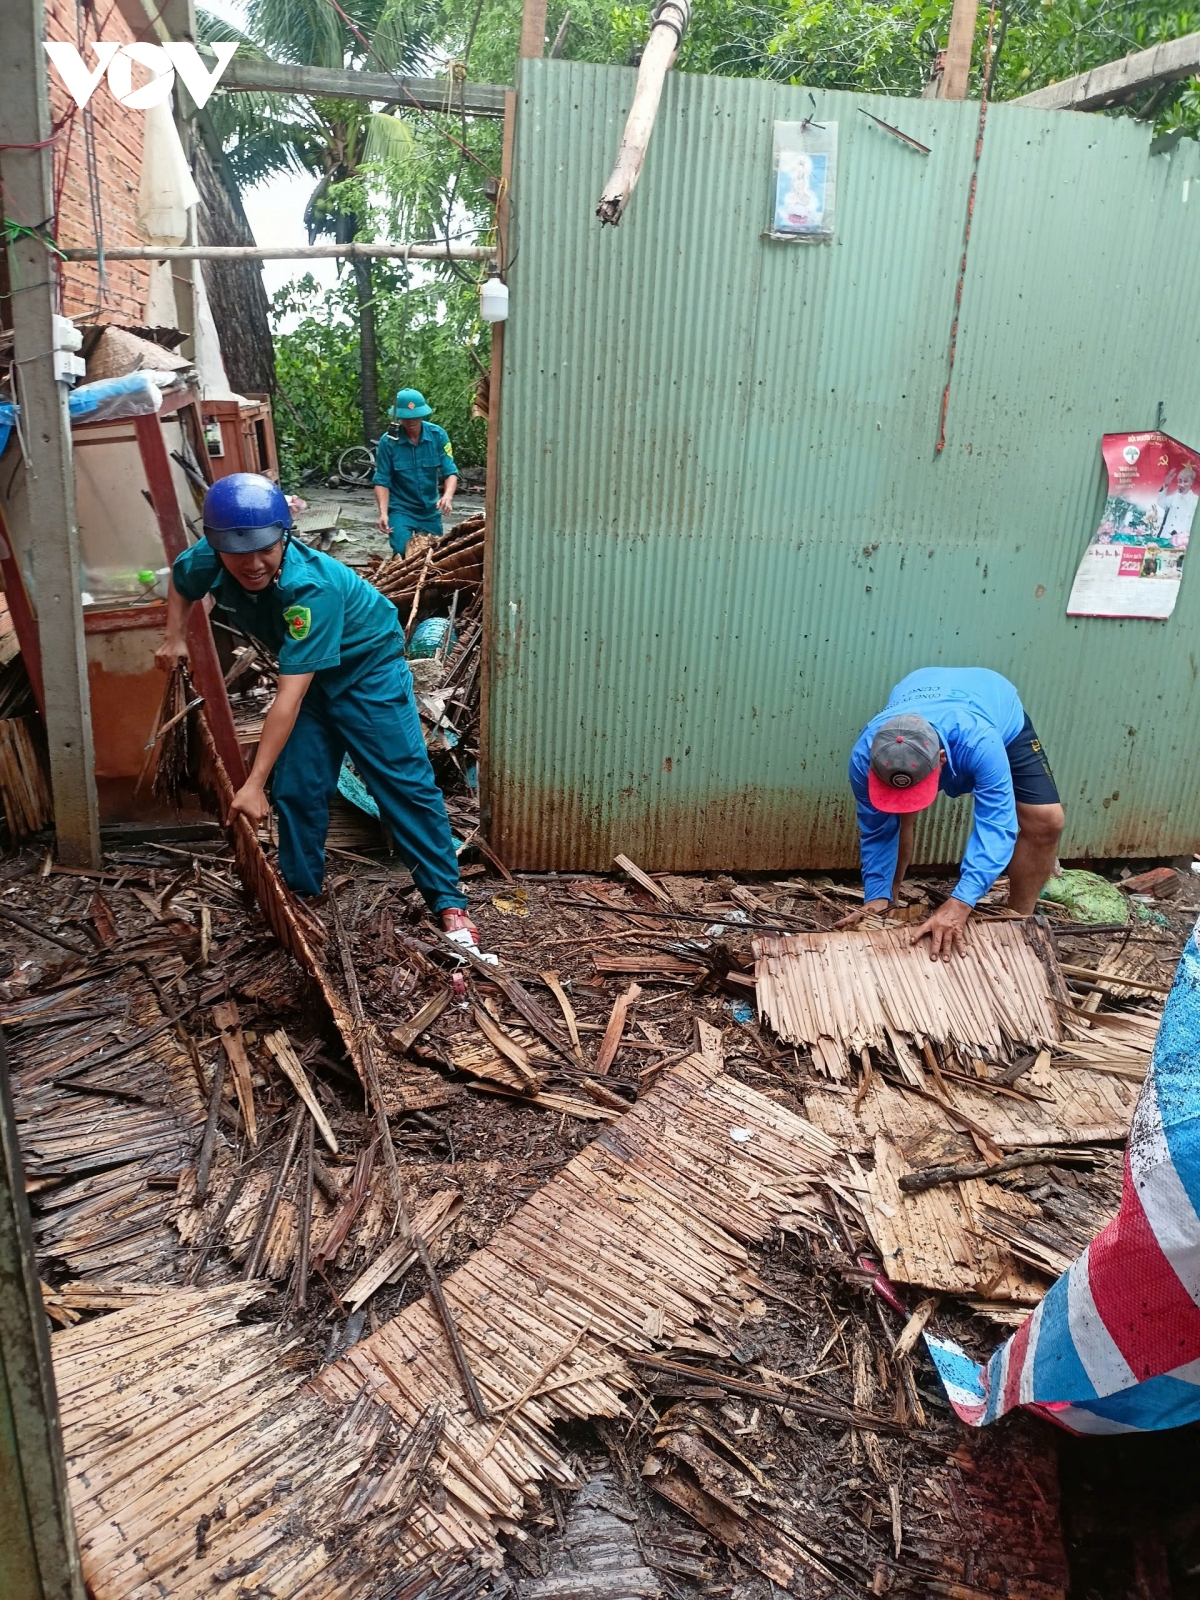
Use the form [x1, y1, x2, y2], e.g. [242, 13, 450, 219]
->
[283, 605, 312, 641]
[444, 439, 454, 454]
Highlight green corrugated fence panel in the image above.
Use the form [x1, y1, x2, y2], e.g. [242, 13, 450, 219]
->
[489, 59, 1200, 871]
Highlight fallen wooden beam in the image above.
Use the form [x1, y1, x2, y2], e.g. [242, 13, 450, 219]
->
[212, 52, 508, 116]
[1012, 31, 1200, 110]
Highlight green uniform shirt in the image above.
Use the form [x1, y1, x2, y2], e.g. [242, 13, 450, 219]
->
[172, 536, 403, 691]
[371, 422, 458, 532]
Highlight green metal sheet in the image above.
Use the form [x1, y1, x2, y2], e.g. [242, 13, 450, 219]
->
[490, 60, 1200, 870]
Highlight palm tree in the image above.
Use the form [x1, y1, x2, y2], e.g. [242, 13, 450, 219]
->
[200, 0, 439, 443]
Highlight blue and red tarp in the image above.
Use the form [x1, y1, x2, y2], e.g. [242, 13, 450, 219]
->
[927, 920, 1200, 1435]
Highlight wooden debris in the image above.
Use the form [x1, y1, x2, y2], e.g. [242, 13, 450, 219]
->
[193, 703, 385, 1103]
[414, 1229, 491, 1422]
[541, 969, 587, 1067]
[7, 964, 206, 1286]
[390, 988, 452, 1053]
[88, 890, 118, 945]
[263, 1029, 340, 1153]
[53, 1284, 472, 1600]
[244, 1102, 307, 1279]
[862, 1134, 1054, 1300]
[294, 1114, 314, 1310]
[343, 1189, 462, 1311]
[521, 1471, 662, 1599]
[1059, 962, 1173, 996]
[467, 1080, 621, 1121]
[472, 1004, 543, 1090]
[314, 1141, 377, 1269]
[593, 952, 704, 978]
[614, 853, 673, 904]
[306, 1047, 847, 1569]
[648, 1423, 846, 1594]
[368, 518, 485, 609]
[893, 1296, 938, 1358]
[212, 998, 258, 1146]
[329, 891, 404, 1213]
[194, 1049, 227, 1203]
[595, 981, 641, 1075]
[899, 1146, 1096, 1193]
[805, 1060, 1138, 1155]
[0, 713, 53, 837]
[629, 1354, 910, 1434]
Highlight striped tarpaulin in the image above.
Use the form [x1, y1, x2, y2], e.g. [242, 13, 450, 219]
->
[926, 921, 1200, 1435]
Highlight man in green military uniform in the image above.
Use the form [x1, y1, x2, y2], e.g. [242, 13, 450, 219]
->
[155, 472, 478, 947]
[373, 387, 458, 556]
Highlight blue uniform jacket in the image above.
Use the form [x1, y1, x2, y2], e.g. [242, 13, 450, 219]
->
[372, 423, 458, 533]
[848, 668, 1027, 908]
[172, 536, 403, 695]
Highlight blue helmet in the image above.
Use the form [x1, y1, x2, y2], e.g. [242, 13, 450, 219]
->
[202, 473, 293, 554]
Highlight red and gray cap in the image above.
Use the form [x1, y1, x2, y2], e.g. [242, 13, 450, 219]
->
[867, 713, 942, 813]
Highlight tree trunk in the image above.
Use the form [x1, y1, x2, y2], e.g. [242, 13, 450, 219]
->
[352, 255, 380, 445]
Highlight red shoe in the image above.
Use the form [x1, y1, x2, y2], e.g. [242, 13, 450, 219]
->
[441, 907, 479, 946]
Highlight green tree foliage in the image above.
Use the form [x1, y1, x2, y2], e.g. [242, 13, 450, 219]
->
[199, 0, 445, 441]
[271, 271, 489, 486]
[442, 0, 1200, 128]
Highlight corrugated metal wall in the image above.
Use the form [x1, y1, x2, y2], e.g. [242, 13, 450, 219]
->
[489, 60, 1200, 871]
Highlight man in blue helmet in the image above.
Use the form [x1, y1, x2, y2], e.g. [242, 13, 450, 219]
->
[154, 472, 478, 945]
[372, 388, 458, 556]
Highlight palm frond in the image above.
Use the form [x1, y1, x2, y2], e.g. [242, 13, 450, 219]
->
[372, 0, 441, 72]
[247, 0, 350, 68]
[362, 110, 416, 163]
[196, 8, 263, 50]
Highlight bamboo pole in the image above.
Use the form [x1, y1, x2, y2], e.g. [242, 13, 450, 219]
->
[596, 0, 690, 225]
[61, 242, 494, 263]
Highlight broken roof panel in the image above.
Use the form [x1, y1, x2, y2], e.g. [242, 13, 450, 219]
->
[753, 921, 1066, 1078]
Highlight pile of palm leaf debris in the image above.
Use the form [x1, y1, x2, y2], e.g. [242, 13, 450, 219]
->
[2, 834, 1193, 1599]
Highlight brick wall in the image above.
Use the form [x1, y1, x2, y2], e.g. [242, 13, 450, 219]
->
[45, 0, 151, 323]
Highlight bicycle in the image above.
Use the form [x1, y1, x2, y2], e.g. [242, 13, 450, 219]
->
[335, 440, 378, 484]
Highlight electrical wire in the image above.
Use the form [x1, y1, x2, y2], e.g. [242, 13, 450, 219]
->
[76, 0, 108, 303]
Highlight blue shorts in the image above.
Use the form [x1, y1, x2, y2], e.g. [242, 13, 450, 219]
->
[1005, 713, 1059, 806]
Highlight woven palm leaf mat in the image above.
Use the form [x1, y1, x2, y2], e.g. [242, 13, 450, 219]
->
[56, 1027, 848, 1598]
[753, 923, 1156, 1307]
[753, 921, 1066, 1081]
[6, 956, 207, 1288]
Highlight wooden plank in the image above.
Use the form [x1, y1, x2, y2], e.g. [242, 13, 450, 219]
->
[613, 854, 673, 904]
[389, 988, 451, 1054]
[1013, 31, 1200, 110]
[211, 1000, 257, 1147]
[595, 982, 641, 1075]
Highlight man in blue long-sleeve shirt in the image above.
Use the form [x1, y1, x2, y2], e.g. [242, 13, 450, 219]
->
[847, 668, 1064, 959]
